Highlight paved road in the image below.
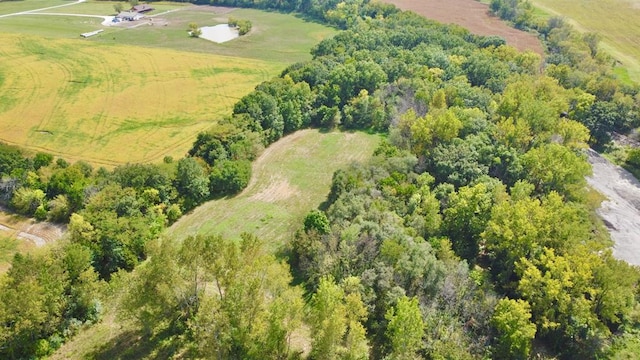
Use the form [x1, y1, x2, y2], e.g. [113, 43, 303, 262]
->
[587, 149, 640, 265]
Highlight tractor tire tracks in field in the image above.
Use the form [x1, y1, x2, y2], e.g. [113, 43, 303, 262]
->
[0, 208, 66, 248]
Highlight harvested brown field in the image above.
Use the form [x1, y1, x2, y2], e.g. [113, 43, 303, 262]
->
[384, 0, 544, 55]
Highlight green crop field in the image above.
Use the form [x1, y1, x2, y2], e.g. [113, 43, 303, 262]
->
[167, 129, 381, 249]
[0, 33, 282, 165]
[0, 1, 335, 165]
[530, 0, 640, 83]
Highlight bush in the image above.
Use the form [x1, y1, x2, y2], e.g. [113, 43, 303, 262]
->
[228, 17, 252, 36]
[166, 203, 182, 224]
[209, 160, 252, 196]
[626, 148, 640, 168]
[188, 22, 201, 37]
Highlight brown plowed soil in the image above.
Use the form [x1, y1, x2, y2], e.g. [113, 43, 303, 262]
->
[384, 0, 545, 55]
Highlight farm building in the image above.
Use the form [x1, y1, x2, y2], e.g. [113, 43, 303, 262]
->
[117, 11, 143, 21]
[131, 4, 154, 13]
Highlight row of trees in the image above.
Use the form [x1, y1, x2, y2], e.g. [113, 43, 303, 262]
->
[490, 0, 640, 148]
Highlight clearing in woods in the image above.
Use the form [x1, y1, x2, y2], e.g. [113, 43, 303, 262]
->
[0, 209, 66, 273]
[167, 129, 381, 249]
[383, 0, 544, 55]
[51, 129, 379, 359]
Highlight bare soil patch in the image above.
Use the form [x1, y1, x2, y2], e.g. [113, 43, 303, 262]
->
[587, 149, 640, 265]
[384, 0, 544, 55]
[0, 207, 66, 247]
[250, 177, 300, 203]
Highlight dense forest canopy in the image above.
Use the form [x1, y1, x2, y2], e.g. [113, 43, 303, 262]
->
[2, 0, 640, 359]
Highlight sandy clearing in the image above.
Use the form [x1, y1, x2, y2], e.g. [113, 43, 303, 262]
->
[587, 149, 640, 265]
[383, 0, 544, 55]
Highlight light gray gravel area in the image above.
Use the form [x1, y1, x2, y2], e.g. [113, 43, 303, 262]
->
[199, 24, 239, 43]
[587, 149, 640, 265]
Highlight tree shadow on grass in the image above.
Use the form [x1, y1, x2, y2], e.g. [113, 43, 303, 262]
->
[88, 328, 185, 360]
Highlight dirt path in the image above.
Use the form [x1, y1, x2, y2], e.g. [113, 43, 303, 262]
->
[0, 208, 66, 247]
[383, 0, 544, 55]
[586, 149, 640, 265]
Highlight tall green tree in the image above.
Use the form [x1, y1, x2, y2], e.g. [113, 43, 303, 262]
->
[491, 298, 536, 359]
[309, 276, 370, 360]
[385, 296, 424, 360]
[174, 157, 210, 210]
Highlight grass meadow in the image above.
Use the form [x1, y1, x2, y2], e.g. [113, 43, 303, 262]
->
[50, 129, 380, 359]
[0, 33, 282, 165]
[0, 0, 69, 15]
[167, 129, 381, 250]
[530, 0, 640, 83]
[0, 1, 336, 165]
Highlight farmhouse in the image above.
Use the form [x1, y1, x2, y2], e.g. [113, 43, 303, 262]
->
[131, 4, 154, 13]
[117, 11, 143, 21]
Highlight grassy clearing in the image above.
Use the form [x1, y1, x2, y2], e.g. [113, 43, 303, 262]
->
[0, 1, 336, 63]
[39, 1, 186, 15]
[530, 0, 640, 83]
[50, 299, 165, 360]
[0, 13, 105, 36]
[0, 0, 69, 16]
[0, 33, 282, 165]
[90, 6, 337, 63]
[167, 129, 381, 249]
[54, 130, 379, 359]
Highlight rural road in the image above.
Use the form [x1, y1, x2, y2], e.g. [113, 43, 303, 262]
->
[587, 149, 640, 265]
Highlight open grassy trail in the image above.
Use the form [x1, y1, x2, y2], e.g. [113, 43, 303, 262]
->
[167, 129, 381, 249]
[530, 0, 640, 83]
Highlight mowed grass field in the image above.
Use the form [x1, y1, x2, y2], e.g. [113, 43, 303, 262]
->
[530, 0, 640, 83]
[0, 0, 71, 15]
[50, 129, 379, 359]
[167, 129, 381, 249]
[0, 1, 336, 165]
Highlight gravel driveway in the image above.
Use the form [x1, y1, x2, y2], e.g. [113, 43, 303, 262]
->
[587, 149, 640, 265]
